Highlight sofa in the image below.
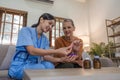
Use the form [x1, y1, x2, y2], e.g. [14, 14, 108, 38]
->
[0, 44, 117, 80]
[100, 57, 117, 67]
[0, 44, 16, 80]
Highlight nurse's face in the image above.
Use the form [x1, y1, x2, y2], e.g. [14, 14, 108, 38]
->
[63, 21, 75, 37]
[40, 19, 55, 33]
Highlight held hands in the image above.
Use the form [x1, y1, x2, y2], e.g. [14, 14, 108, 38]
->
[56, 39, 83, 63]
[75, 58, 83, 67]
[62, 55, 79, 63]
[60, 39, 83, 63]
[56, 39, 82, 56]
[56, 45, 72, 56]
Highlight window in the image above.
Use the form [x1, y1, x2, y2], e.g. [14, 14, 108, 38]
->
[49, 17, 65, 47]
[0, 7, 27, 45]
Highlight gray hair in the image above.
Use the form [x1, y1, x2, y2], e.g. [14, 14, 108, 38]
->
[63, 19, 75, 27]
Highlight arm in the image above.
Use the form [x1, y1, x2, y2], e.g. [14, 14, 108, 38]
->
[43, 55, 79, 63]
[26, 45, 72, 56]
[26, 46, 57, 56]
[43, 55, 64, 62]
[70, 39, 83, 66]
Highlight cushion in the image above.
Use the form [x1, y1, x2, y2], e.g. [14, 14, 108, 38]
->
[0, 45, 16, 70]
[0, 70, 9, 77]
[0, 44, 9, 67]
[100, 57, 117, 67]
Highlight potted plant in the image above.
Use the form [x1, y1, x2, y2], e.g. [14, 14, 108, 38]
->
[89, 42, 115, 58]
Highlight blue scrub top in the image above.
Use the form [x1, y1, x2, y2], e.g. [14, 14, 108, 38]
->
[15, 27, 49, 62]
[16, 27, 49, 51]
[12, 27, 50, 64]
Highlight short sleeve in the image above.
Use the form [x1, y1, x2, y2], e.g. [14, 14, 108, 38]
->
[16, 27, 34, 47]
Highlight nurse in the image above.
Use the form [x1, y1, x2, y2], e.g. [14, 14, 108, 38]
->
[8, 13, 72, 80]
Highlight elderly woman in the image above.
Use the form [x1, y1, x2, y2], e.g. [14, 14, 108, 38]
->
[54, 19, 92, 68]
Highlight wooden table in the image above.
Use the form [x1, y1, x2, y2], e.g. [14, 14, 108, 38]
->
[23, 67, 120, 80]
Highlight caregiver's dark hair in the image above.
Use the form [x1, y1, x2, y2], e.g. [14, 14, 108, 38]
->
[31, 13, 55, 28]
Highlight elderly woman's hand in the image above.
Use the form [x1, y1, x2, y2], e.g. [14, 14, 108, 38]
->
[72, 40, 83, 53]
[75, 58, 83, 67]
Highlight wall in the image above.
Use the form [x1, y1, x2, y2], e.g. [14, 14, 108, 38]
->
[1, 0, 120, 45]
[0, 0, 89, 38]
[88, 0, 120, 44]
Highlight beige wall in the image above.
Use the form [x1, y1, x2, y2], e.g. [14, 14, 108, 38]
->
[88, 0, 120, 44]
[0, 0, 89, 38]
[0, 0, 120, 45]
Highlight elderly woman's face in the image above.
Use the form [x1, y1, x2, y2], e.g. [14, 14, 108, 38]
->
[63, 21, 75, 37]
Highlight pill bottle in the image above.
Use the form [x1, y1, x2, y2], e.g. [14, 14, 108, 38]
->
[83, 58, 91, 69]
[93, 56, 101, 69]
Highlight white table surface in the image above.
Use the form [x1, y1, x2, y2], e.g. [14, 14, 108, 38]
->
[23, 67, 120, 80]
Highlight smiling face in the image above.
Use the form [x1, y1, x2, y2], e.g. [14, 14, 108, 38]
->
[39, 19, 55, 33]
[63, 21, 75, 37]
